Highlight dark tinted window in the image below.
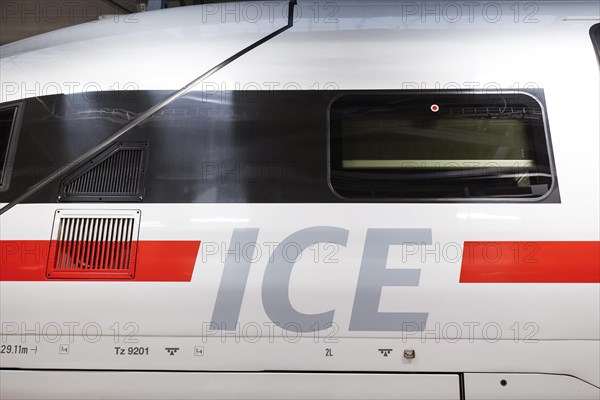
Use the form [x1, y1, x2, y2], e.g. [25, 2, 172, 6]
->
[0, 106, 19, 190]
[591, 23, 600, 66]
[330, 92, 555, 200]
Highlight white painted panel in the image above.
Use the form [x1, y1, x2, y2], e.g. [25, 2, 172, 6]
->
[464, 373, 600, 400]
[0, 337, 599, 389]
[0, 1, 290, 102]
[0, 371, 460, 400]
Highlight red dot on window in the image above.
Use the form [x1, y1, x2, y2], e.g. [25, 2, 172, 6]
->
[431, 104, 439, 112]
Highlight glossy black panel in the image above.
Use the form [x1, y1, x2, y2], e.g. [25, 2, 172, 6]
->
[0, 89, 559, 204]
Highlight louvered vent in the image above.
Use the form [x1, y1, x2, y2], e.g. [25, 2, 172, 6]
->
[59, 142, 148, 202]
[47, 210, 141, 279]
[459, 106, 543, 120]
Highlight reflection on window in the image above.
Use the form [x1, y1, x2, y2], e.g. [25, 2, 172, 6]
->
[330, 92, 555, 200]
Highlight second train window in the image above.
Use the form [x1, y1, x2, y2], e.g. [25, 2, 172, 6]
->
[329, 91, 556, 200]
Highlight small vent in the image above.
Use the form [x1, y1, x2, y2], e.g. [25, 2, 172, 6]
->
[47, 210, 141, 279]
[459, 106, 543, 120]
[59, 142, 148, 202]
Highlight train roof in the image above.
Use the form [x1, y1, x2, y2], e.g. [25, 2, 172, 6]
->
[1, 1, 599, 102]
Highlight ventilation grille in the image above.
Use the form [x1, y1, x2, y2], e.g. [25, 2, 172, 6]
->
[459, 107, 543, 120]
[47, 210, 140, 279]
[59, 142, 148, 202]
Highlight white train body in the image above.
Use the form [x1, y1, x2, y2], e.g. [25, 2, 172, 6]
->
[1, 1, 599, 399]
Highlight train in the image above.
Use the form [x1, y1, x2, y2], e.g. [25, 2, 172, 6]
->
[1, 1, 599, 399]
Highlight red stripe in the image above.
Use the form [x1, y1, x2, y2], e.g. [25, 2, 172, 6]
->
[460, 241, 600, 283]
[0, 240, 200, 282]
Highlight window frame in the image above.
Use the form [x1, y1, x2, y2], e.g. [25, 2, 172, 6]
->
[0, 101, 24, 192]
[327, 89, 559, 203]
[591, 23, 600, 67]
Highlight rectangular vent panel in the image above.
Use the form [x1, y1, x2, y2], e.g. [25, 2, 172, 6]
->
[47, 210, 141, 279]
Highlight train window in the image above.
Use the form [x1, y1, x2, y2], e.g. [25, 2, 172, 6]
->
[591, 23, 600, 66]
[0, 104, 21, 191]
[329, 92, 555, 200]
